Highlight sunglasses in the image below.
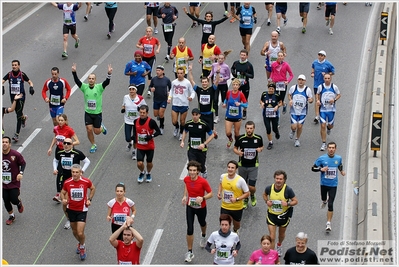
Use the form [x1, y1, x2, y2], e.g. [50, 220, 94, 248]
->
[63, 142, 72, 145]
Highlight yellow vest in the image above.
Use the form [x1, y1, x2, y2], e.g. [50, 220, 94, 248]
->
[221, 174, 244, 210]
[268, 184, 289, 215]
[202, 45, 216, 71]
[175, 46, 189, 74]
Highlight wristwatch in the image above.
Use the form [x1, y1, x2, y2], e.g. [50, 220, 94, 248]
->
[19, 171, 24, 175]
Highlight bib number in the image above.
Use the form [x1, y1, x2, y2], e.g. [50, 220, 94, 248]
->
[164, 23, 173, 32]
[50, 94, 61, 105]
[276, 82, 285, 91]
[271, 200, 283, 213]
[243, 148, 256, 160]
[265, 107, 276, 118]
[10, 84, 20, 94]
[2, 172, 12, 184]
[70, 188, 84, 201]
[87, 100, 96, 110]
[61, 157, 73, 170]
[188, 197, 201, 208]
[223, 190, 233, 203]
[228, 106, 239, 116]
[190, 137, 201, 149]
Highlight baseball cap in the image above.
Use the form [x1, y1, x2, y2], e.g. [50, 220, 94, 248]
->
[134, 50, 143, 57]
[156, 65, 165, 70]
[318, 50, 326, 56]
[192, 108, 200, 114]
[298, 74, 306, 80]
[268, 83, 276, 89]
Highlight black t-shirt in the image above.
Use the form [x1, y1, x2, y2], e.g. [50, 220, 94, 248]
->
[55, 149, 87, 178]
[194, 85, 216, 113]
[184, 119, 212, 149]
[284, 246, 319, 265]
[234, 134, 263, 167]
[150, 75, 171, 102]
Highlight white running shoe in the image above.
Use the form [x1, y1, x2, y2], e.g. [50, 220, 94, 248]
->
[147, 90, 151, 98]
[132, 149, 137, 160]
[320, 201, 327, 209]
[184, 252, 194, 262]
[173, 128, 179, 137]
[320, 143, 327, 151]
[126, 143, 132, 152]
[179, 133, 183, 141]
[294, 139, 300, 147]
[199, 236, 206, 248]
[329, 28, 333, 35]
[289, 131, 294, 139]
[64, 220, 71, 229]
[326, 222, 332, 231]
[276, 244, 282, 256]
[213, 116, 219, 124]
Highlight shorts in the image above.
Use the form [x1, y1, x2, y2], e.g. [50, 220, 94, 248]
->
[136, 149, 154, 162]
[220, 207, 243, 222]
[275, 3, 288, 14]
[84, 112, 102, 128]
[153, 100, 167, 110]
[325, 4, 337, 17]
[313, 87, 318, 95]
[266, 208, 293, 227]
[225, 117, 241, 123]
[146, 6, 159, 16]
[239, 27, 253, 37]
[63, 24, 77, 35]
[238, 166, 258, 186]
[172, 105, 189, 114]
[136, 84, 145, 96]
[230, 2, 240, 8]
[200, 113, 214, 130]
[299, 3, 310, 13]
[50, 106, 64, 118]
[319, 111, 335, 124]
[66, 209, 88, 223]
[189, 3, 201, 7]
[143, 56, 156, 79]
[290, 114, 307, 125]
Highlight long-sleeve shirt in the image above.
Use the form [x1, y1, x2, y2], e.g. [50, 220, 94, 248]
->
[270, 61, 293, 84]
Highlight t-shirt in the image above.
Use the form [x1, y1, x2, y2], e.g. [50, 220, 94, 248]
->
[55, 149, 87, 178]
[207, 230, 240, 265]
[79, 83, 105, 114]
[107, 198, 135, 225]
[2, 149, 26, 190]
[63, 176, 93, 212]
[149, 75, 171, 102]
[116, 240, 141, 265]
[53, 125, 75, 150]
[249, 249, 279, 264]
[169, 78, 195, 107]
[284, 246, 319, 265]
[183, 176, 212, 209]
[234, 133, 263, 167]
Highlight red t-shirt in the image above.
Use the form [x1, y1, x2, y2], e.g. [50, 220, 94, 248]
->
[63, 176, 93, 212]
[53, 125, 75, 150]
[107, 198, 135, 225]
[116, 240, 141, 265]
[135, 117, 155, 150]
[183, 176, 212, 209]
[138, 36, 160, 58]
[201, 44, 222, 55]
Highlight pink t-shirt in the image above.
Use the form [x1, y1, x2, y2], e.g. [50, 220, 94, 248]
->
[249, 249, 279, 264]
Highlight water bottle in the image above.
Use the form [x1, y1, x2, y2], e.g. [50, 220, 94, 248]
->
[258, 256, 262, 264]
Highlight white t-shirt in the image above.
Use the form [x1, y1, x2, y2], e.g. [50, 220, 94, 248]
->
[207, 230, 240, 265]
[169, 78, 196, 107]
[122, 94, 147, 125]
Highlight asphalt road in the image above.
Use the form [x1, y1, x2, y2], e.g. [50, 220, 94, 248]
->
[2, 2, 376, 265]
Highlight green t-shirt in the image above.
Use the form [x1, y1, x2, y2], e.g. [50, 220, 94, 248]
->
[80, 83, 105, 114]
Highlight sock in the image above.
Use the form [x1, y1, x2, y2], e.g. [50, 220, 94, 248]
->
[160, 118, 164, 128]
[180, 124, 185, 134]
[188, 249, 193, 253]
[10, 213, 14, 217]
[173, 122, 179, 129]
[277, 243, 281, 246]
[202, 233, 206, 237]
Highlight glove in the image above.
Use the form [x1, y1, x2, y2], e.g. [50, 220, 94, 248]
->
[144, 134, 153, 141]
[121, 108, 126, 113]
[254, 17, 257, 24]
[2, 86, 4, 95]
[29, 86, 35, 95]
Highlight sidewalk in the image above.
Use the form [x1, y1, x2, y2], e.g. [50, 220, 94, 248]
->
[2, 2, 42, 30]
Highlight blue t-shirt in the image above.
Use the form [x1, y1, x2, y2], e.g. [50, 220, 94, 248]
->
[124, 60, 152, 86]
[236, 5, 256, 29]
[314, 154, 343, 187]
[311, 59, 335, 88]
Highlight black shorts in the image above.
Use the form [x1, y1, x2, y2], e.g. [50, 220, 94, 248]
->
[239, 27, 253, 37]
[220, 207, 243, 222]
[189, 3, 201, 7]
[225, 117, 241, 123]
[200, 113, 214, 130]
[137, 149, 154, 162]
[63, 24, 77, 35]
[84, 112, 102, 128]
[230, 2, 240, 8]
[299, 3, 310, 13]
[67, 209, 88, 223]
[266, 208, 293, 227]
[143, 56, 156, 79]
[325, 4, 337, 17]
[146, 6, 159, 16]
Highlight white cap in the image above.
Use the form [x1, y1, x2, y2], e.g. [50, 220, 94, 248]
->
[296, 232, 308, 239]
[298, 74, 306, 80]
[318, 50, 326, 56]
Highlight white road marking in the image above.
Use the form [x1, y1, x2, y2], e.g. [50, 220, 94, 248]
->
[17, 128, 42, 153]
[2, 3, 47, 35]
[142, 229, 164, 265]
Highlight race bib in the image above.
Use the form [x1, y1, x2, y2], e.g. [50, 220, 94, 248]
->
[188, 197, 201, 208]
[203, 58, 212, 68]
[61, 157, 73, 170]
[325, 167, 337, 179]
[137, 133, 148, 145]
[190, 137, 201, 149]
[228, 106, 239, 116]
[242, 15, 251, 25]
[177, 57, 187, 68]
[216, 247, 231, 260]
[265, 107, 276, 118]
[203, 24, 212, 33]
[271, 200, 283, 213]
[10, 84, 20, 94]
[87, 100, 96, 110]
[223, 190, 233, 203]
[243, 148, 256, 160]
[2, 172, 12, 184]
[143, 44, 153, 54]
[119, 261, 133, 265]
[127, 110, 138, 118]
[113, 213, 127, 225]
[50, 94, 61, 105]
[164, 23, 173, 32]
[70, 188, 84, 201]
[199, 94, 211, 105]
[56, 135, 66, 144]
[276, 82, 285, 91]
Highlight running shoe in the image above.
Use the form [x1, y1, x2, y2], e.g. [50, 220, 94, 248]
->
[64, 220, 71, 229]
[147, 90, 151, 98]
[191, 22, 197, 28]
[313, 116, 319, 124]
[302, 27, 306, 34]
[18, 201, 24, 213]
[12, 134, 19, 142]
[101, 122, 107, 135]
[79, 246, 87, 260]
[276, 244, 282, 257]
[165, 55, 170, 62]
[329, 28, 333, 35]
[213, 132, 218, 140]
[107, 32, 111, 39]
[53, 194, 61, 203]
[301, 17, 304, 22]
[173, 128, 179, 137]
[214, 116, 219, 124]
[76, 243, 80, 254]
[284, 18, 288, 25]
[242, 110, 247, 120]
[327, 127, 331, 135]
[289, 131, 294, 139]
[326, 222, 332, 231]
[184, 251, 194, 262]
[243, 198, 248, 209]
[154, 27, 158, 34]
[294, 139, 300, 147]
[276, 27, 281, 35]
[267, 19, 271, 26]
[320, 201, 327, 209]
[326, 18, 330, 26]
[6, 215, 15, 225]
[75, 38, 80, 48]
[160, 128, 164, 135]
[267, 142, 273, 150]
[179, 133, 183, 141]
[146, 173, 152, 183]
[132, 150, 137, 160]
[62, 51, 68, 59]
[138, 172, 145, 183]
[320, 143, 326, 151]
[200, 236, 207, 248]
[224, 10, 229, 17]
[84, 15, 88, 21]
[22, 115, 27, 128]
[230, 17, 236, 23]
[317, 3, 322, 9]
[227, 137, 233, 148]
[251, 194, 257, 207]
[282, 104, 287, 114]
[126, 143, 132, 152]
[233, 229, 240, 236]
[90, 144, 97, 153]
[112, 23, 115, 32]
